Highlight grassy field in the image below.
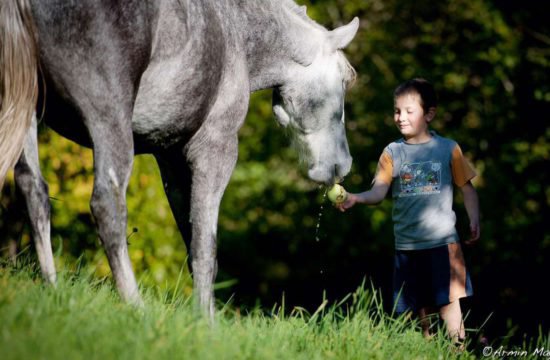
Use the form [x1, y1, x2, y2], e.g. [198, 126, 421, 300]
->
[0, 261, 544, 360]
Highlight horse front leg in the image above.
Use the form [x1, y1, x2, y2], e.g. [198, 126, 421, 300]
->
[186, 134, 238, 318]
[14, 115, 56, 284]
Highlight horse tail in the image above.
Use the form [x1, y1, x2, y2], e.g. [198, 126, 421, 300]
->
[0, 0, 39, 190]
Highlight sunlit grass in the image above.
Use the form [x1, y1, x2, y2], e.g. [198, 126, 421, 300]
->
[0, 259, 495, 359]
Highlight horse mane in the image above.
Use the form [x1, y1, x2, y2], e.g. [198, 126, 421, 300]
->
[281, 1, 327, 32]
[340, 53, 357, 89]
[282, 1, 357, 88]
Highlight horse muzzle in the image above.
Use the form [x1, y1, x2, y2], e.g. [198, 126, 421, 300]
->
[308, 155, 352, 185]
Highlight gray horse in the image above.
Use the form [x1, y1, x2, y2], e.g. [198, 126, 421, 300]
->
[0, 0, 358, 316]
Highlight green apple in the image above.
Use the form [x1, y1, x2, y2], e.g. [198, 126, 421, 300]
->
[327, 184, 347, 204]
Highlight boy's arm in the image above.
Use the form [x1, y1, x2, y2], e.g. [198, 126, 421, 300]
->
[336, 150, 392, 212]
[336, 179, 390, 211]
[353, 180, 391, 205]
[460, 181, 480, 245]
[451, 144, 479, 244]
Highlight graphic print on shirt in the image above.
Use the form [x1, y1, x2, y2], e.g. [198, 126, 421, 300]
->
[398, 161, 441, 197]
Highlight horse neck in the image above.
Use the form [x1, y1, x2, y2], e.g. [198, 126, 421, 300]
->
[234, 1, 325, 92]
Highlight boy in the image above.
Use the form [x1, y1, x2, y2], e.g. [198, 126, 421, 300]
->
[337, 78, 480, 344]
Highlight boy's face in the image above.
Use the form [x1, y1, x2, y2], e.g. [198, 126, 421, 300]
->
[393, 93, 434, 141]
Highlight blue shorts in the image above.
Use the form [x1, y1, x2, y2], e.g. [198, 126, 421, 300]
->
[393, 242, 473, 314]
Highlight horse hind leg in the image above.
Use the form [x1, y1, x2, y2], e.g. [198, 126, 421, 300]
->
[86, 109, 141, 305]
[14, 115, 56, 284]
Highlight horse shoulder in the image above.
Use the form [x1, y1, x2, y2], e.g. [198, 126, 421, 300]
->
[133, 4, 249, 148]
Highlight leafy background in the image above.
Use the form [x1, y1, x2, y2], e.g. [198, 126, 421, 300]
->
[1, 0, 548, 344]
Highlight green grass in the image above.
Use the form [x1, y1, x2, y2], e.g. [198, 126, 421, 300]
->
[0, 260, 488, 359]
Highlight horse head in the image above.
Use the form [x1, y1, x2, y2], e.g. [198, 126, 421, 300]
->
[272, 17, 359, 185]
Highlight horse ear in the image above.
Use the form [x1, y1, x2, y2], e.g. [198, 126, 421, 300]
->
[328, 17, 359, 50]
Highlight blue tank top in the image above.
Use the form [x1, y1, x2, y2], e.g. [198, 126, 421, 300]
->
[384, 134, 459, 250]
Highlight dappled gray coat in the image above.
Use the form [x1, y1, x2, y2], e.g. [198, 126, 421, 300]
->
[0, 0, 358, 317]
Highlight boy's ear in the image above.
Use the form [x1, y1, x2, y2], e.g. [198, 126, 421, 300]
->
[425, 107, 436, 123]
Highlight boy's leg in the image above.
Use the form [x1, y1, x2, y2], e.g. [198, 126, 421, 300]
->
[418, 306, 436, 338]
[439, 299, 465, 342]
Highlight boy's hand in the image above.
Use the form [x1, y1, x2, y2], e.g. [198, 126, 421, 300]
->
[459, 182, 480, 246]
[335, 193, 358, 212]
[464, 221, 480, 245]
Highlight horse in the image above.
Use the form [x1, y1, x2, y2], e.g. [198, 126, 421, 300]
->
[0, 0, 358, 316]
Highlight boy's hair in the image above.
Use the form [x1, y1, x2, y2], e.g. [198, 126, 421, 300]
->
[394, 78, 437, 112]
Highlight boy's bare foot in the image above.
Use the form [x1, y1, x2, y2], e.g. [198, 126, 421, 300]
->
[452, 337, 466, 353]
